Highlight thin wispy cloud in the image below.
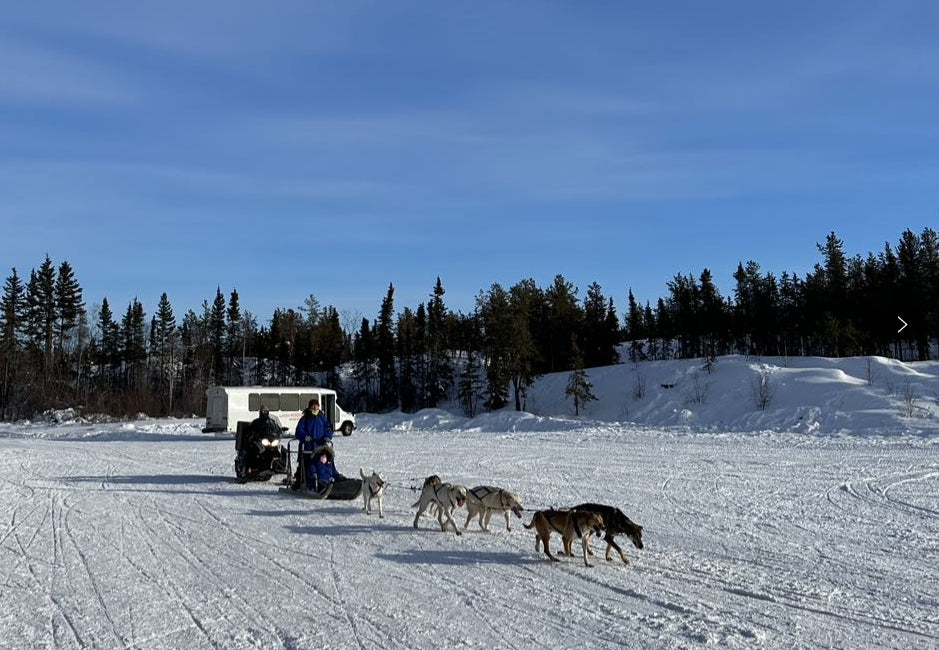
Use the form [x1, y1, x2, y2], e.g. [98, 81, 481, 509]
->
[2, 1, 936, 320]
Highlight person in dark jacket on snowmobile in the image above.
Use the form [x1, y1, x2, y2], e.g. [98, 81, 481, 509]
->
[293, 398, 333, 487]
[245, 407, 281, 465]
[249, 407, 282, 440]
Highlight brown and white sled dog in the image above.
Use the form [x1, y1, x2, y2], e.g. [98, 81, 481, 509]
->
[412, 479, 467, 535]
[524, 509, 606, 567]
[572, 503, 644, 565]
[359, 467, 388, 518]
[464, 485, 524, 532]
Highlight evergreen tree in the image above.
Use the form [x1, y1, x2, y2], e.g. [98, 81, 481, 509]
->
[507, 279, 542, 411]
[565, 334, 596, 416]
[582, 282, 617, 368]
[897, 229, 926, 359]
[121, 299, 147, 390]
[179, 307, 210, 413]
[413, 303, 429, 407]
[209, 288, 226, 384]
[351, 318, 376, 411]
[396, 307, 419, 412]
[457, 348, 485, 417]
[303, 293, 323, 327]
[543, 274, 581, 372]
[153, 292, 177, 409]
[477, 284, 511, 411]
[96, 298, 120, 389]
[654, 298, 670, 359]
[320, 307, 346, 393]
[25, 256, 57, 373]
[426, 277, 454, 407]
[375, 284, 398, 411]
[53, 260, 84, 361]
[919, 227, 939, 358]
[225, 289, 242, 385]
[666, 273, 701, 358]
[626, 289, 645, 362]
[698, 269, 724, 371]
[0, 268, 26, 419]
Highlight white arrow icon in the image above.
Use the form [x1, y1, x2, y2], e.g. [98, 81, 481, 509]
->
[898, 316, 908, 333]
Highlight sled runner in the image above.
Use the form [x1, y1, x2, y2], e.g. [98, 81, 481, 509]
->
[277, 477, 363, 500]
[279, 442, 364, 500]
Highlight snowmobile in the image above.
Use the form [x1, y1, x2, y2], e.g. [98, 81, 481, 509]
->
[278, 442, 363, 500]
[234, 420, 289, 483]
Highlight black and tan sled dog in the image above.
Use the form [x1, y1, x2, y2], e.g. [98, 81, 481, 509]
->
[524, 508, 606, 567]
[572, 503, 644, 565]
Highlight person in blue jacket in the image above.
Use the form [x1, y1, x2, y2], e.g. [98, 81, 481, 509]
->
[308, 451, 344, 491]
[296, 397, 333, 448]
[292, 397, 334, 487]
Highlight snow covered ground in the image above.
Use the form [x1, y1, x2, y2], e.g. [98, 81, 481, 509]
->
[1, 356, 937, 649]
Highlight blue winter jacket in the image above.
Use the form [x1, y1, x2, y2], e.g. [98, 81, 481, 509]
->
[309, 458, 340, 486]
[295, 408, 333, 451]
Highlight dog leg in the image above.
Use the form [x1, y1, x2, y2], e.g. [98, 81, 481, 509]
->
[481, 508, 492, 532]
[378, 496, 384, 518]
[413, 502, 427, 529]
[504, 510, 512, 531]
[543, 535, 559, 562]
[582, 536, 594, 568]
[607, 536, 629, 564]
[562, 535, 575, 557]
[442, 507, 461, 535]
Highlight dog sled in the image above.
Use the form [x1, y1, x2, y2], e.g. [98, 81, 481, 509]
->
[277, 443, 363, 500]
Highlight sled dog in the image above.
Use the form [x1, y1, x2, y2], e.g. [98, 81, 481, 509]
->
[572, 503, 644, 565]
[359, 467, 388, 518]
[419, 474, 442, 517]
[524, 509, 606, 567]
[464, 485, 524, 532]
[412, 480, 467, 535]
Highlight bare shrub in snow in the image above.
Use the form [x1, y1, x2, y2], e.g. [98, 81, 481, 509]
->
[902, 379, 917, 418]
[686, 371, 709, 405]
[632, 365, 646, 400]
[751, 369, 775, 410]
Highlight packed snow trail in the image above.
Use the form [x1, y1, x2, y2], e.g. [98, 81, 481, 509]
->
[0, 417, 936, 649]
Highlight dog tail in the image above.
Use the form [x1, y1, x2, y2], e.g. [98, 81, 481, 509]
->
[523, 517, 536, 529]
[359, 466, 367, 480]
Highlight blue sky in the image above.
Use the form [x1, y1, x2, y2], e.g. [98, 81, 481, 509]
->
[2, 1, 937, 329]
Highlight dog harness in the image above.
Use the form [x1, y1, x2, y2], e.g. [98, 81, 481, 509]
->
[572, 516, 583, 540]
[469, 486, 497, 500]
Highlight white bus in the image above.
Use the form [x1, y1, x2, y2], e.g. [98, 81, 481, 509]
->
[202, 386, 356, 436]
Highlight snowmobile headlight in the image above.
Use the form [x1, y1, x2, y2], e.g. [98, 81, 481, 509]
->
[269, 439, 280, 447]
[260, 438, 271, 447]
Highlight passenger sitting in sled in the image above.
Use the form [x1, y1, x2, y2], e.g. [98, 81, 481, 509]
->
[308, 451, 345, 492]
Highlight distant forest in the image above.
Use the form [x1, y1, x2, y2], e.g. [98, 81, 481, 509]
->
[1, 227, 936, 421]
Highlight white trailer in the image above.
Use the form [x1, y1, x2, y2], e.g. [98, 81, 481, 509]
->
[203, 386, 356, 436]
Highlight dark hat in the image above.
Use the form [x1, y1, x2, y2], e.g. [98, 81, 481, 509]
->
[308, 398, 319, 407]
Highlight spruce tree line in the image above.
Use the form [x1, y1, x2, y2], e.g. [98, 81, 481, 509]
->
[1, 227, 936, 420]
[626, 229, 937, 364]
